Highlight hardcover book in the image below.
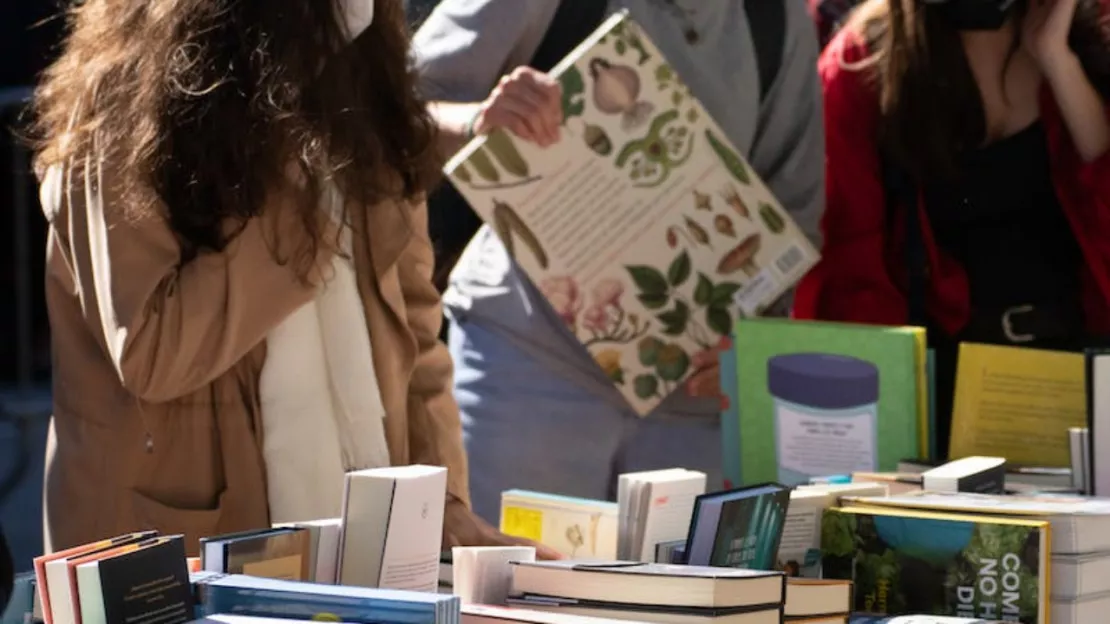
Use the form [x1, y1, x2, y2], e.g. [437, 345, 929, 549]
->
[821, 506, 1049, 623]
[444, 12, 819, 415]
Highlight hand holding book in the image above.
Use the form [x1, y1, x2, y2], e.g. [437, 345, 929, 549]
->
[685, 336, 731, 408]
[473, 67, 563, 147]
[443, 497, 565, 561]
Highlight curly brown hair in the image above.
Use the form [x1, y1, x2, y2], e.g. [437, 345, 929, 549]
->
[31, 0, 440, 270]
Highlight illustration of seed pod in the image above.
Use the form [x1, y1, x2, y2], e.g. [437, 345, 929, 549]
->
[454, 163, 472, 184]
[469, 147, 500, 183]
[493, 199, 549, 269]
[759, 202, 786, 234]
[693, 190, 711, 211]
[666, 227, 678, 249]
[705, 129, 751, 185]
[583, 123, 612, 156]
[485, 131, 530, 178]
[684, 216, 712, 249]
[714, 214, 736, 238]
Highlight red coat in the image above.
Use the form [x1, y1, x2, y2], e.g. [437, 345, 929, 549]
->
[793, 30, 1110, 336]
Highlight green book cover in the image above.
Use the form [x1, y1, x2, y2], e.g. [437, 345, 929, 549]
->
[821, 507, 1049, 624]
[733, 318, 924, 485]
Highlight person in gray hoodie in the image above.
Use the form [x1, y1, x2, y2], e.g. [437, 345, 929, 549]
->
[413, 0, 825, 524]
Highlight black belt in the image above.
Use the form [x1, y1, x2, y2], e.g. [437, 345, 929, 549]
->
[960, 301, 1085, 347]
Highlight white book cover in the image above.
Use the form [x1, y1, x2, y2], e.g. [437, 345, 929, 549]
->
[338, 465, 447, 592]
[635, 472, 706, 562]
[444, 12, 819, 416]
[1090, 353, 1110, 496]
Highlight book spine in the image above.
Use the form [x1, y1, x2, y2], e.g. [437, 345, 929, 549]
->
[719, 342, 741, 487]
[201, 587, 441, 624]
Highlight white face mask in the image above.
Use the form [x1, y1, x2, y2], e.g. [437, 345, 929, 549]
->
[340, 0, 374, 42]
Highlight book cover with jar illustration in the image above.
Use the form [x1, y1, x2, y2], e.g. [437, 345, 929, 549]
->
[821, 506, 1050, 624]
[728, 319, 928, 487]
[442, 12, 819, 416]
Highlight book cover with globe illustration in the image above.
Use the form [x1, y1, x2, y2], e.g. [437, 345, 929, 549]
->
[821, 506, 1049, 624]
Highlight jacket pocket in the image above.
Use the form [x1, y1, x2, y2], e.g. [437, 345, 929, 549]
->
[130, 489, 225, 554]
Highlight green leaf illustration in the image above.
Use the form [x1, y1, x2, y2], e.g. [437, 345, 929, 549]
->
[658, 300, 689, 336]
[638, 337, 665, 366]
[706, 306, 733, 336]
[693, 273, 713, 306]
[667, 251, 692, 287]
[656, 344, 691, 382]
[655, 64, 674, 82]
[634, 374, 659, 399]
[627, 265, 669, 296]
[560, 66, 587, 119]
[711, 282, 743, 306]
[638, 293, 669, 310]
[615, 39, 627, 55]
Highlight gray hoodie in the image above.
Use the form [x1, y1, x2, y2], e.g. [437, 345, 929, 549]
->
[413, 0, 824, 418]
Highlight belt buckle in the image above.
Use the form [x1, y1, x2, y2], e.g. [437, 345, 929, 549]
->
[1001, 304, 1036, 343]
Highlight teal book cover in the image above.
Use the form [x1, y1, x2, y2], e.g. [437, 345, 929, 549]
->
[821, 507, 1048, 624]
[733, 318, 925, 486]
[719, 337, 741, 488]
[685, 483, 790, 570]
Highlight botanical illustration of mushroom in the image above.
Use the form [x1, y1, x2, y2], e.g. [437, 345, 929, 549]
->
[714, 214, 736, 238]
[717, 233, 763, 278]
[589, 57, 654, 131]
[720, 185, 750, 219]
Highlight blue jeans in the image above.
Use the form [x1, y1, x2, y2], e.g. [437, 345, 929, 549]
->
[447, 319, 724, 525]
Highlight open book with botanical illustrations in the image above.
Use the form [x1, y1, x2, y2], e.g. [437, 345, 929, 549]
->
[444, 12, 820, 415]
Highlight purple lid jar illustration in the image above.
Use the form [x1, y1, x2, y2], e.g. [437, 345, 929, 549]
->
[767, 353, 880, 486]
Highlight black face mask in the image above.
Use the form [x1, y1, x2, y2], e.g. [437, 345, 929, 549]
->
[928, 0, 1021, 31]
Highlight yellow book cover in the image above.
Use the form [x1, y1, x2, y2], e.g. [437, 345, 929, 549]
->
[950, 343, 1085, 466]
[822, 505, 1051, 623]
[500, 490, 618, 559]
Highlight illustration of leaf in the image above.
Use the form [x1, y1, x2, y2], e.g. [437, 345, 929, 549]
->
[638, 292, 669, 310]
[711, 282, 743, 306]
[667, 251, 692, 287]
[627, 265, 668, 297]
[706, 306, 732, 336]
[694, 273, 713, 306]
[615, 39, 627, 55]
[657, 300, 689, 336]
[560, 65, 587, 119]
[638, 337, 665, 366]
[687, 108, 699, 123]
[485, 131, 530, 178]
[671, 91, 683, 106]
[633, 374, 659, 399]
[655, 64, 673, 82]
[469, 148, 500, 183]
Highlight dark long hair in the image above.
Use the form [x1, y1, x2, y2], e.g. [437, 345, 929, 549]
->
[31, 0, 440, 274]
[844, 0, 1110, 181]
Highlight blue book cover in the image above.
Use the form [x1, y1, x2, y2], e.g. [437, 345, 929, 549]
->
[197, 574, 459, 624]
[719, 338, 741, 488]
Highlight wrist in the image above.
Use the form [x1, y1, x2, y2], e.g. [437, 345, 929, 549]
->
[1038, 48, 1081, 80]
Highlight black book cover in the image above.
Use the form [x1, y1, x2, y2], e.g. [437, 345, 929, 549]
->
[97, 536, 193, 624]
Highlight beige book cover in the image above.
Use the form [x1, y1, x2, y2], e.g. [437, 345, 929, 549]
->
[444, 12, 819, 415]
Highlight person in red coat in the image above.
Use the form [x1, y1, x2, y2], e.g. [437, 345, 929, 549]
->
[793, 0, 1110, 457]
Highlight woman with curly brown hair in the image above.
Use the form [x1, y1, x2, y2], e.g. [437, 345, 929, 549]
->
[31, 0, 552, 557]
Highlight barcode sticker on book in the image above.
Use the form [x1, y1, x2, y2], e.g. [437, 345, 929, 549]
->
[733, 269, 781, 317]
[774, 243, 808, 277]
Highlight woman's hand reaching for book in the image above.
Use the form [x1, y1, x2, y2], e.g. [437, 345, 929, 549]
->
[685, 337, 732, 408]
[474, 66, 563, 147]
[443, 497, 565, 560]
